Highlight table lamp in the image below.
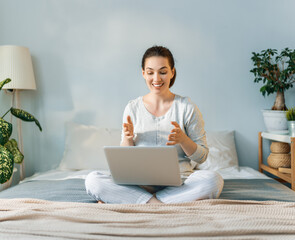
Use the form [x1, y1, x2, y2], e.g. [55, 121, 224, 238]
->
[0, 45, 36, 181]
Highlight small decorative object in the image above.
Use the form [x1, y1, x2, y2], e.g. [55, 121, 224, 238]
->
[270, 141, 290, 153]
[267, 141, 291, 168]
[0, 78, 42, 185]
[250, 48, 295, 133]
[286, 107, 295, 137]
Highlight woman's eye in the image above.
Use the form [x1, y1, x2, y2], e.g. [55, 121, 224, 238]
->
[147, 72, 153, 75]
[160, 72, 167, 75]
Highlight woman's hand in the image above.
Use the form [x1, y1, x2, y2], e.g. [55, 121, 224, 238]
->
[166, 121, 187, 145]
[123, 115, 134, 141]
[167, 121, 198, 157]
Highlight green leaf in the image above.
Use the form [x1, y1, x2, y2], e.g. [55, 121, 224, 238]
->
[0, 145, 14, 184]
[260, 86, 266, 94]
[4, 139, 24, 164]
[0, 78, 11, 91]
[0, 118, 13, 145]
[286, 107, 295, 121]
[10, 108, 42, 132]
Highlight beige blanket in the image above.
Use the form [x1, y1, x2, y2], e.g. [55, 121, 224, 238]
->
[0, 198, 295, 239]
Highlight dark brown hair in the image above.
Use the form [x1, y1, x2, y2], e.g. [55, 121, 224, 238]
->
[141, 46, 176, 88]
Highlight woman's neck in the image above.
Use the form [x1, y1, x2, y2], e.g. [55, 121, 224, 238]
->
[144, 91, 175, 104]
[142, 91, 175, 117]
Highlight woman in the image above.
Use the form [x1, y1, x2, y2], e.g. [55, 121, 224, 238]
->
[85, 46, 224, 204]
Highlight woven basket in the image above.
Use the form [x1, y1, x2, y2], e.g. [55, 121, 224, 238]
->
[270, 142, 290, 154]
[267, 153, 291, 169]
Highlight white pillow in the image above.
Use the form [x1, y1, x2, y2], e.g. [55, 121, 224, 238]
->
[197, 131, 239, 171]
[59, 123, 239, 172]
[58, 122, 121, 171]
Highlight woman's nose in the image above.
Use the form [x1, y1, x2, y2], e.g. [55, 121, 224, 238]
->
[154, 72, 160, 81]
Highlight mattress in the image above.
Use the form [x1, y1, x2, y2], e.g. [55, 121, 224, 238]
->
[0, 167, 294, 203]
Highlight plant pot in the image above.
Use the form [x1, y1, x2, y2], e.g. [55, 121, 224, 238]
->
[0, 176, 13, 192]
[0, 167, 17, 192]
[261, 110, 288, 134]
[288, 121, 295, 137]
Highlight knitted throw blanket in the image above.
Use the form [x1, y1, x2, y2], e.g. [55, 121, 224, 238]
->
[0, 198, 295, 239]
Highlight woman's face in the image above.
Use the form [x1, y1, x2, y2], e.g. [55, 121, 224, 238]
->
[142, 56, 175, 95]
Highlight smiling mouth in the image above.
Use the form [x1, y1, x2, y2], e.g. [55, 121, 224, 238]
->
[152, 83, 164, 87]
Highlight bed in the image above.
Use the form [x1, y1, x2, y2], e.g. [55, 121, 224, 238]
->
[0, 122, 295, 239]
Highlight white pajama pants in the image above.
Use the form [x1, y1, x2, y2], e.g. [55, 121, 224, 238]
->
[85, 170, 224, 204]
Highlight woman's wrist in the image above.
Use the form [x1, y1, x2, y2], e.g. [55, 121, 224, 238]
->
[179, 134, 190, 147]
[179, 135, 197, 157]
[121, 137, 134, 146]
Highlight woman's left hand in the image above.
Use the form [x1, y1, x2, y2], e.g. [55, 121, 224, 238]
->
[166, 121, 187, 145]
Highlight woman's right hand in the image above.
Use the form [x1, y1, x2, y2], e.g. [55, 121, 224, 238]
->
[123, 115, 134, 141]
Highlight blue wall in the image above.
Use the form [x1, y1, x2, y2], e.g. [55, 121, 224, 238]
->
[0, 0, 295, 177]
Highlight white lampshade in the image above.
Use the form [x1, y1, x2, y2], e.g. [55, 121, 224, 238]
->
[0, 45, 36, 90]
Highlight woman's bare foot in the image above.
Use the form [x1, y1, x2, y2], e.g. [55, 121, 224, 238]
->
[147, 196, 163, 204]
[97, 200, 105, 204]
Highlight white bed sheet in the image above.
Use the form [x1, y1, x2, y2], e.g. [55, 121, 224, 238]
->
[22, 166, 269, 183]
[217, 166, 269, 179]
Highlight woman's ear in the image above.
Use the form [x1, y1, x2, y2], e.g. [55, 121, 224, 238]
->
[172, 68, 175, 78]
[142, 69, 145, 78]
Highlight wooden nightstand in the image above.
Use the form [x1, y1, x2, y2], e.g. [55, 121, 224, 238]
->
[258, 132, 295, 190]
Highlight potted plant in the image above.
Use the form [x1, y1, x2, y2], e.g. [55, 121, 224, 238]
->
[0, 78, 42, 189]
[286, 107, 295, 137]
[250, 48, 295, 133]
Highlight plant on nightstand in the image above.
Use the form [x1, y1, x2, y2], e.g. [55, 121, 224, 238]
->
[250, 48, 295, 133]
[286, 107, 295, 137]
[0, 78, 42, 185]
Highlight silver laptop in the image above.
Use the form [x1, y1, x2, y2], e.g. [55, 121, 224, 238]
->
[103, 146, 182, 186]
